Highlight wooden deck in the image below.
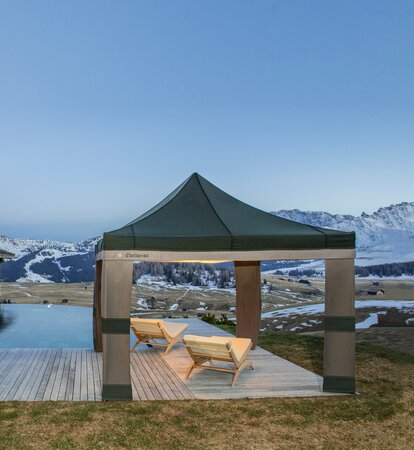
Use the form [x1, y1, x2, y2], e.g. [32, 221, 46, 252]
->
[163, 319, 333, 399]
[0, 348, 194, 401]
[0, 349, 102, 401]
[0, 319, 336, 401]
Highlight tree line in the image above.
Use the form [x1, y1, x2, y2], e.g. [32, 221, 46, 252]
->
[355, 261, 414, 277]
[273, 269, 321, 277]
[133, 262, 234, 288]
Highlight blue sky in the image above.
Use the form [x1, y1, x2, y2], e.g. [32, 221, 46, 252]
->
[1, 1, 413, 241]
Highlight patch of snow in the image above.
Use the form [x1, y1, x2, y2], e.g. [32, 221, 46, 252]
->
[357, 313, 374, 329]
[55, 260, 71, 273]
[15, 248, 83, 283]
[262, 300, 414, 319]
[135, 298, 149, 310]
[196, 301, 208, 311]
[355, 300, 414, 309]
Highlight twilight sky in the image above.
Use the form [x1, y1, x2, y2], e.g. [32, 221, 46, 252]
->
[1, 0, 413, 241]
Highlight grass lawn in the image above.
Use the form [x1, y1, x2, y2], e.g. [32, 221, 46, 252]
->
[0, 329, 413, 449]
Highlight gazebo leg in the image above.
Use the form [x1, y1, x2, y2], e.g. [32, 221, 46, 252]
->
[235, 261, 261, 349]
[323, 258, 356, 393]
[101, 260, 133, 401]
[93, 260, 103, 352]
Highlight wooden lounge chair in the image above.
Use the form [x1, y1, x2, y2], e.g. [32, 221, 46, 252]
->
[183, 335, 254, 386]
[130, 318, 188, 355]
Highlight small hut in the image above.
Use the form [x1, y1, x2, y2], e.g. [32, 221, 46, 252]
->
[367, 288, 385, 296]
[0, 249, 14, 298]
[0, 248, 14, 265]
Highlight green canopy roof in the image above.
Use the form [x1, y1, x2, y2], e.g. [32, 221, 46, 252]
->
[96, 173, 355, 253]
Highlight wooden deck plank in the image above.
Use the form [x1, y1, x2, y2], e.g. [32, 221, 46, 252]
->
[95, 352, 103, 401]
[5, 349, 37, 400]
[130, 372, 141, 401]
[57, 349, 72, 400]
[141, 351, 177, 400]
[86, 351, 95, 401]
[96, 352, 102, 385]
[73, 349, 82, 401]
[91, 351, 101, 401]
[0, 350, 26, 397]
[35, 349, 59, 401]
[0, 349, 34, 400]
[154, 353, 195, 400]
[80, 349, 88, 401]
[42, 349, 63, 400]
[27, 349, 54, 401]
[0, 349, 18, 380]
[130, 353, 154, 400]
[66, 349, 77, 401]
[2, 349, 39, 400]
[50, 349, 66, 401]
[129, 356, 142, 400]
[133, 352, 160, 400]
[143, 351, 178, 400]
[132, 355, 152, 401]
[134, 352, 165, 400]
[139, 351, 176, 400]
[145, 350, 193, 400]
[0, 348, 14, 372]
[17, 349, 49, 401]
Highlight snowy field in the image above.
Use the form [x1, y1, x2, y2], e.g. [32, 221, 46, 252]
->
[259, 300, 414, 332]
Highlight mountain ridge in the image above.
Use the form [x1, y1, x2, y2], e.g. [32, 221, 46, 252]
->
[1, 201, 413, 282]
[0, 235, 99, 283]
[272, 201, 414, 266]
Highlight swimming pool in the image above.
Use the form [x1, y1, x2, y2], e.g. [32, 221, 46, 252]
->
[0, 304, 94, 348]
[0, 304, 141, 348]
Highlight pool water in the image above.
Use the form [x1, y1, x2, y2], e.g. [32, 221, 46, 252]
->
[0, 304, 94, 348]
[0, 304, 140, 348]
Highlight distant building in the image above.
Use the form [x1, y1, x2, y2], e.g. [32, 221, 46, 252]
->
[367, 287, 385, 296]
[0, 249, 14, 284]
[0, 248, 14, 264]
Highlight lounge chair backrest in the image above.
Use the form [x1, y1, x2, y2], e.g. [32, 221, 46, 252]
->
[130, 318, 163, 336]
[159, 323, 174, 340]
[183, 335, 232, 360]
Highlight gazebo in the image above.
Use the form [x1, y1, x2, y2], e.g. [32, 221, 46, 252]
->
[94, 173, 356, 400]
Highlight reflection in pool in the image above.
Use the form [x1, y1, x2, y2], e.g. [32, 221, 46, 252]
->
[0, 304, 93, 348]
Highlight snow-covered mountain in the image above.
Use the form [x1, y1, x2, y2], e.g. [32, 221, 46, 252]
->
[273, 201, 414, 266]
[1, 202, 413, 283]
[0, 236, 99, 283]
